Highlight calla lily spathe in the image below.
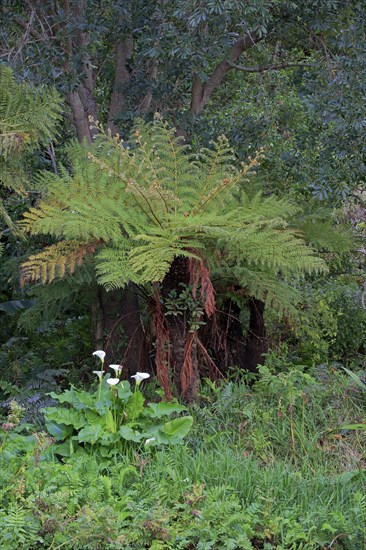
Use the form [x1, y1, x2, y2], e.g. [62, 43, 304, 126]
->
[131, 372, 150, 384]
[109, 364, 122, 375]
[145, 437, 155, 445]
[107, 378, 120, 386]
[93, 350, 106, 361]
[93, 370, 104, 379]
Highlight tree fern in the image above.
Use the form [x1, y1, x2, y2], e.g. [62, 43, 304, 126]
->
[0, 66, 62, 162]
[0, 65, 62, 251]
[21, 115, 330, 317]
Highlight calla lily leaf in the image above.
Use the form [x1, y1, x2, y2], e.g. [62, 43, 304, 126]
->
[42, 407, 86, 429]
[100, 432, 121, 445]
[145, 402, 186, 418]
[117, 381, 132, 401]
[162, 416, 193, 442]
[105, 410, 115, 433]
[77, 424, 103, 444]
[49, 388, 94, 410]
[84, 410, 104, 425]
[99, 446, 114, 458]
[119, 425, 143, 442]
[126, 390, 144, 421]
[45, 421, 74, 441]
[95, 394, 113, 415]
[52, 441, 73, 457]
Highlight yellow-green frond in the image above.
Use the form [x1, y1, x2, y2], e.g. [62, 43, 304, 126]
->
[20, 240, 100, 286]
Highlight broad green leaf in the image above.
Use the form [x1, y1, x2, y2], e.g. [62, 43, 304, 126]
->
[49, 388, 94, 410]
[52, 441, 72, 457]
[119, 425, 143, 442]
[117, 380, 133, 401]
[99, 446, 114, 458]
[126, 391, 144, 421]
[95, 394, 113, 415]
[45, 421, 74, 441]
[77, 424, 103, 444]
[162, 416, 193, 442]
[100, 432, 121, 445]
[42, 407, 86, 429]
[84, 409, 105, 425]
[145, 401, 186, 418]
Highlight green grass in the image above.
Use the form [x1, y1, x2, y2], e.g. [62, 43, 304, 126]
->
[0, 364, 365, 549]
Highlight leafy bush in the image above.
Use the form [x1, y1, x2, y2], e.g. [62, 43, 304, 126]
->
[42, 359, 193, 460]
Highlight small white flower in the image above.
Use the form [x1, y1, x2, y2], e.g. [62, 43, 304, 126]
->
[131, 372, 150, 385]
[93, 370, 104, 379]
[145, 437, 155, 445]
[109, 364, 122, 375]
[93, 350, 106, 361]
[107, 378, 120, 386]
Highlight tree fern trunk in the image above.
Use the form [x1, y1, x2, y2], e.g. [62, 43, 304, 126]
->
[100, 285, 147, 377]
[244, 298, 268, 372]
[202, 297, 267, 375]
[161, 256, 200, 402]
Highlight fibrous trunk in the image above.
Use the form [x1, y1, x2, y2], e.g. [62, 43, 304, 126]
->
[244, 297, 268, 371]
[202, 296, 268, 374]
[93, 285, 147, 377]
[159, 256, 200, 402]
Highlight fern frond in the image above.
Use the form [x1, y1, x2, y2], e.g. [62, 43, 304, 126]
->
[20, 240, 100, 285]
[0, 66, 62, 158]
[129, 234, 200, 283]
[0, 66, 62, 247]
[299, 219, 352, 252]
[95, 242, 139, 290]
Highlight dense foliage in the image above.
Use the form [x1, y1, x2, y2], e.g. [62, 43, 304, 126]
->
[0, 1, 365, 548]
[1, 367, 366, 549]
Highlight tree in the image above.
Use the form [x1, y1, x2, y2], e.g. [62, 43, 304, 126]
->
[20, 117, 327, 400]
[0, 0, 361, 372]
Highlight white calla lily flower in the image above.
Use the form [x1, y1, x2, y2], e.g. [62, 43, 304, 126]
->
[131, 372, 150, 385]
[93, 350, 106, 361]
[145, 437, 155, 445]
[107, 378, 120, 386]
[109, 364, 122, 375]
[93, 370, 104, 379]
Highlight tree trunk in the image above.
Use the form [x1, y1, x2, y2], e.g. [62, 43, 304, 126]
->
[244, 298, 268, 372]
[107, 38, 134, 133]
[100, 286, 148, 377]
[160, 256, 200, 402]
[202, 297, 267, 375]
[189, 31, 262, 117]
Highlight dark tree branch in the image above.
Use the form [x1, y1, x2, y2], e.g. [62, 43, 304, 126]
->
[2, 6, 44, 42]
[189, 30, 263, 117]
[68, 90, 93, 143]
[138, 62, 158, 115]
[228, 61, 311, 73]
[189, 73, 204, 116]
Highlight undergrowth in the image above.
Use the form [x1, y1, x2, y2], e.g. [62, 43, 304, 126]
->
[0, 365, 365, 549]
